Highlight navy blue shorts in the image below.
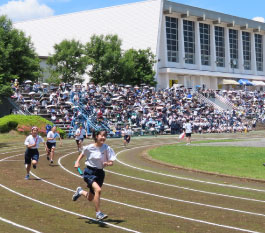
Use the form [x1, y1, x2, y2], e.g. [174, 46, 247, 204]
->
[46, 142, 56, 151]
[124, 135, 131, 143]
[186, 133, 192, 137]
[83, 166, 105, 195]
[25, 148, 39, 164]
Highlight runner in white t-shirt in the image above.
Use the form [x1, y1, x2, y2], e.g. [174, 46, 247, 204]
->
[46, 125, 62, 164]
[75, 124, 87, 152]
[122, 124, 132, 147]
[24, 127, 47, 180]
[73, 130, 116, 220]
[183, 119, 192, 145]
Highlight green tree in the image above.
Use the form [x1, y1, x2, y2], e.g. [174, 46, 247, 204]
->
[0, 15, 41, 98]
[47, 39, 88, 84]
[120, 48, 156, 86]
[85, 34, 122, 85]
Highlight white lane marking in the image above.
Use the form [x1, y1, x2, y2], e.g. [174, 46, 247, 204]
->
[0, 216, 42, 233]
[0, 183, 140, 233]
[1, 160, 25, 162]
[56, 153, 261, 233]
[115, 144, 265, 193]
[106, 170, 265, 204]
[58, 153, 265, 218]
[0, 145, 76, 162]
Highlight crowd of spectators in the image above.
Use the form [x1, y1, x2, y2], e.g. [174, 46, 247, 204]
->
[11, 80, 265, 136]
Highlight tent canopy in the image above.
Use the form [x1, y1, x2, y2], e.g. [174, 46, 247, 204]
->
[222, 79, 239, 85]
[238, 79, 253, 86]
[252, 80, 265, 86]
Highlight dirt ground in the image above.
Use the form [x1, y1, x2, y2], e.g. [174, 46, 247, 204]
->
[1, 132, 265, 233]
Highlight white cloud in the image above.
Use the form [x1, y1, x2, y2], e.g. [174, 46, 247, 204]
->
[0, 0, 54, 22]
[252, 16, 265, 23]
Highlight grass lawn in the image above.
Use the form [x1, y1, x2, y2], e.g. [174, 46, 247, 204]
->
[149, 144, 265, 180]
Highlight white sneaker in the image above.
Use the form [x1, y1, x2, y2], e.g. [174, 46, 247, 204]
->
[96, 212, 108, 220]
[72, 187, 83, 201]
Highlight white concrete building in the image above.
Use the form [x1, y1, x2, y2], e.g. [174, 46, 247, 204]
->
[14, 0, 265, 89]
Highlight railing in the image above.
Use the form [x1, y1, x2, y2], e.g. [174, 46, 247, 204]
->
[7, 97, 32, 115]
[196, 92, 224, 112]
[215, 94, 238, 111]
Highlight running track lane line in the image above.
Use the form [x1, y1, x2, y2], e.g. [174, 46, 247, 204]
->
[0, 183, 141, 233]
[115, 143, 265, 193]
[58, 153, 265, 218]
[56, 153, 261, 233]
[0, 216, 42, 233]
[106, 170, 265, 204]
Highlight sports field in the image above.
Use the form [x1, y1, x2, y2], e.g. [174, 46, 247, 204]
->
[1, 132, 265, 233]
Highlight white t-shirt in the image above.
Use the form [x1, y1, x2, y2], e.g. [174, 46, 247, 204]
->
[183, 122, 192, 133]
[83, 144, 116, 169]
[47, 131, 58, 143]
[24, 135, 44, 149]
[75, 128, 86, 140]
[122, 128, 132, 136]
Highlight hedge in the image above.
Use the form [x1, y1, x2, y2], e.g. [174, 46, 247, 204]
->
[0, 115, 66, 138]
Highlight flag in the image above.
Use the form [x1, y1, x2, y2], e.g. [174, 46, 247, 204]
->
[178, 132, 185, 139]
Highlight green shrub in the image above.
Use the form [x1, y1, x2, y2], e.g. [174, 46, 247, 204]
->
[0, 115, 65, 138]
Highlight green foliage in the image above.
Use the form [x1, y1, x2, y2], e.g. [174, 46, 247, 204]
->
[120, 48, 156, 86]
[86, 34, 122, 85]
[85, 34, 156, 86]
[47, 39, 88, 84]
[0, 115, 65, 138]
[0, 15, 41, 97]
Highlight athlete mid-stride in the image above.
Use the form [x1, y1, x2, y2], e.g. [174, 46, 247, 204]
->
[72, 130, 116, 220]
[46, 125, 62, 164]
[24, 126, 47, 180]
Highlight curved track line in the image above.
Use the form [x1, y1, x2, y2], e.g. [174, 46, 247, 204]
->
[0, 216, 42, 233]
[56, 153, 261, 233]
[0, 183, 140, 233]
[115, 144, 265, 193]
[106, 170, 265, 204]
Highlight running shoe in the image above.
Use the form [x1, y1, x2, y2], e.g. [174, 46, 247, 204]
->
[50, 160, 54, 164]
[25, 174, 30, 180]
[72, 187, 83, 201]
[96, 212, 108, 220]
[33, 164, 37, 169]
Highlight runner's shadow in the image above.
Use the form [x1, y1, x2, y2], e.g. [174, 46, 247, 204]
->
[79, 217, 125, 228]
[49, 164, 60, 167]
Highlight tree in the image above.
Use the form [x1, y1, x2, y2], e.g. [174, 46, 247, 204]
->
[85, 34, 156, 86]
[120, 48, 156, 86]
[0, 15, 41, 98]
[47, 39, 88, 84]
[85, 34, 122, 85]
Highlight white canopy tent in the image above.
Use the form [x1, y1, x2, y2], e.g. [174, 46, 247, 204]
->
[251, 80, 265, 86]
[222, 79, 239, 85]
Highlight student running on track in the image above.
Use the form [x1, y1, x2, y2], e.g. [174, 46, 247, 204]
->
[46, 125, 62, 164]
[72, 130, 116, 220]
[122, 124, 132, 147]
[75, 124, 87, 152]
[24, 126, 47, 180]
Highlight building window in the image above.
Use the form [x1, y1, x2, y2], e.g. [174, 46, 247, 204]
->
[229, 29, 238, 69]
[242, 31, 251, 70]
[255, 34, 263, 71]
[183, 20, 195, 64]
[215, 26, 225, 67]
[199, 23, 210, 66]
[166, 16, 178, 63]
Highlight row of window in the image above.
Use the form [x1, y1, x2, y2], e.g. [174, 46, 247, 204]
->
[166, 16, 264, 71]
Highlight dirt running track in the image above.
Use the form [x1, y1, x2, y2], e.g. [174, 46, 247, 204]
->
[1, 134, 265, 233]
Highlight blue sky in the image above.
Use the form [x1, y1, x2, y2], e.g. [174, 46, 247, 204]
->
[0, 0, 264, 22]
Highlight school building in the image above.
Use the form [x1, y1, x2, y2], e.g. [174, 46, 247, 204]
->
[14, 0, 265, 89]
